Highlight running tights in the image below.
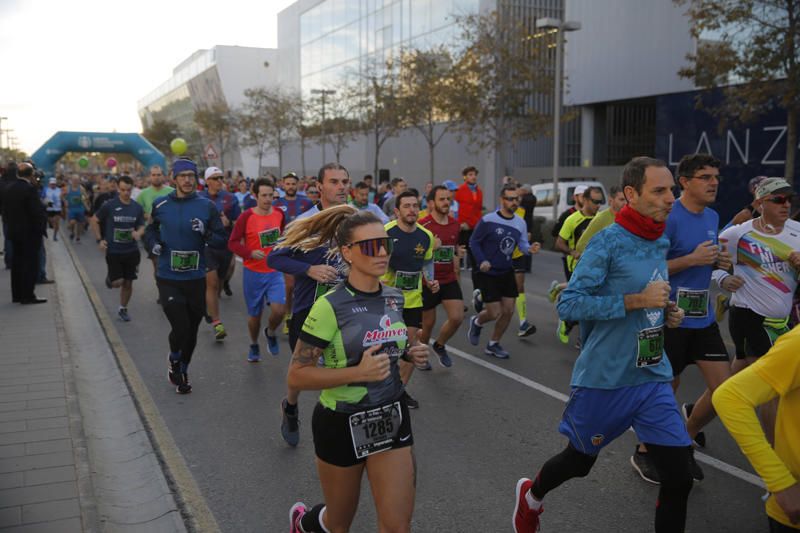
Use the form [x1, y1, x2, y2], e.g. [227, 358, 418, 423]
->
[531, 443, 693, 533]
[157, 277, 206, 366]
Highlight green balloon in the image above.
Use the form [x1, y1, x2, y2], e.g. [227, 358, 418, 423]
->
[78, 156, 89, 168]
[170, 138, 188, 156]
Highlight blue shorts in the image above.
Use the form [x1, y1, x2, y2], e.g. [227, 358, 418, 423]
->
[558, 381, 691, 455]
[243, 269, 286, 317]
[68, 210, 85, 222]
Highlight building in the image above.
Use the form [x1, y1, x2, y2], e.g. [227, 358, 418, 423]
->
[137, 45, 280, 177]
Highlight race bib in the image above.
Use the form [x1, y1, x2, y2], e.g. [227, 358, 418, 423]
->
[69, 195, 82, 207]
[676, 288, 708, 318]
[394, 270, 421, 291]
[636, 326, 664, 368]
[433, 245, 455, 263]
[349, 401, 402, 459]
[258, 227, 280, 248]
[113, 228, 134, 244]
[170, 250, 200, 272]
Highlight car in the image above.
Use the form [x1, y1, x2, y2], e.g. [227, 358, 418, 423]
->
[530, 180, 608, 221]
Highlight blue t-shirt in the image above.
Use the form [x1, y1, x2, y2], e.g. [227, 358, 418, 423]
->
[469, 211, 530, 276]
[557, 223, 674, 389]
[94, 198, 145, 255]
[665, 200, 719, 328]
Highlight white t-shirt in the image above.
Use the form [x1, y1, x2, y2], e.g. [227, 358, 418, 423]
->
[714, 219, 800, 318]
[44, 187, 62, 211]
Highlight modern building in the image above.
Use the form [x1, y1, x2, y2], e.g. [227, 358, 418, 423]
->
[137, 45, 281, 177]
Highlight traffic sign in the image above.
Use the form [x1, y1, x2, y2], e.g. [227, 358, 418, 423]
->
[204, 143, 219, 160]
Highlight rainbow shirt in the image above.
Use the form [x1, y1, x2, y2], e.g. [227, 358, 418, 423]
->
[715, 219, 800, 318]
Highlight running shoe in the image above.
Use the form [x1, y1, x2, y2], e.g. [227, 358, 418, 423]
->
[247, 344, 261, 363]
[118, 308, 131, 322]
[264, 329, 279, 356]
[513, 477, 543, 533]
[204, 314, 213, 324]
[223, 280, 233, 296]
[517, 321, 537, 338]
[472, 289, 483, 313]
[432, 343, 453, 368]
[283, 316, 291, 335]
[682, 403, 707, 448]
[485, 343, 510, 359]
[547, 280, 562, 303]
[175, 372, 192, 394]
[289, 502, 308, 533]
[556, 321, 569, 344]
[167, 354, 180, 386]
[403, 390, 420, 409]
[688, 448, 704, 482]
[630, 448, 661, 485]
[715, 294, 729, 322]
[105, 276, 112, 289]
[213, 322, 227, 341]
[281, 398, 300, 447]
[467, 315, 482, 346]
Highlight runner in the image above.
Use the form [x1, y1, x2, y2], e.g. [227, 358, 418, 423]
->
[513, 156, 692, 533]
[228, 177, 287, 361]
[418, 185, 464, 367]
[714, 177, 800, 444]
[268, 162, 350, 446]
[273, 172, 314, 224]
[381, 177, 408, 219]
[467, 185, 540, 358]
[43, 178, 62, 241]
[144, 158, 226, 394]
[285, 204, 428, 533]
[631, 154, 731, 485]
[713, 325, 800, 532]
[512, 183, 537, 337]
[551, 185, 587, 283]
[91, 176, 145, 322]
[63, 175, 89, 242]
[383, 191, 437, 403]
[92, 177, 117, 214]
[200, 166, 241, 341]
[350, 180, 389, 223]
[554, 186, 603, 344]
[136, 165, 174, 289]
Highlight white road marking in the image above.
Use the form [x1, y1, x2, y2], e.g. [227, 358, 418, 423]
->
[445, 345, 766, 489]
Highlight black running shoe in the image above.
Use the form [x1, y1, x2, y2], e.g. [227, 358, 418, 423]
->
[630, 448, 661, 485]
[167, 355, 180, 386]
[688, 448, 704, 482]
[682, 403, 707, 448]
[403, 390, 419, 409]
[176, 372, 192, 394]
[223, 280, 233, 296]
[281, 398, 300, 447]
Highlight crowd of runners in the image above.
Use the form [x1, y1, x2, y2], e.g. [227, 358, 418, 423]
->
[2, 153, 799, 532]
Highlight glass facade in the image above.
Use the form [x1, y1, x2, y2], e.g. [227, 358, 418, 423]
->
[299, 0, 479, 91]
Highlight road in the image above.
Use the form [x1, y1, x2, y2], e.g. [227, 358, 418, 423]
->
[67, 240, 766, 533]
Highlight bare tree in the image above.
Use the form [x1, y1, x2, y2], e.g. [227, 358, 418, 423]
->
[238, 87, 301, 177]
[194, 102, 237, 169]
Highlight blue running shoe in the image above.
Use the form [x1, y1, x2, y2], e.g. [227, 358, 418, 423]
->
[264, 328, 279, 356]
[281, 398, 300, 447]
[247, 344, 261, 363]
[485, 342, 510, 359]
[118, 307, 131, 322]
[432, 342, 453, 368]
[467, 315, 482, 346]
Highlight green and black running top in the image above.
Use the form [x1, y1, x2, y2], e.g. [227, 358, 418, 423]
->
[300, 281, 408, 413]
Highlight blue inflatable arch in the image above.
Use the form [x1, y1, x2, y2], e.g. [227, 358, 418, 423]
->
[30, 131, 166, 176]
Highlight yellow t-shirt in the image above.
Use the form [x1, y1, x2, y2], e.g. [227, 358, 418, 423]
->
[558, 210, 594, 272]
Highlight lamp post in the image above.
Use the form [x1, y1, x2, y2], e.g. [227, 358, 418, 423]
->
[0, 117, 7, 150]
[535, 17, 581, 221]
[311, 88, 336, 163]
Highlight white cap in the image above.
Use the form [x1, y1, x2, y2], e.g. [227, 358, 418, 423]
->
[574, 185, 588, 195]
[204, 166, 223, 180]
[48, 177, 57, 184]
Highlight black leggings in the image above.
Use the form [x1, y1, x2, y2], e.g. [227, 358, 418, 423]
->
[532, 443, 693, 533]
[157, 277, 206, 366]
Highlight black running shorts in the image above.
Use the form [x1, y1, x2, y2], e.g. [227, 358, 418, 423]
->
[422, 281, 463, 310]
[204, 246, 233, 277]
[664, 323, 729, 376]
[475, 270, 518, 303]
[106, 251, 141, 282]
[402, 307, 423, 329]
[728, 306, 779, 359]
[512, 255, 531, 273]
[312, 396, 413, 467]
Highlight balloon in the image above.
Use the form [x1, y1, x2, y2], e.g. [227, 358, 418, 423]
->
[170, 138, 188, 156]
[106, 157, 117, 169]
[78, 156, 89, 169]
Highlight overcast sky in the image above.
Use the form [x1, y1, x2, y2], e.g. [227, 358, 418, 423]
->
[0, 0, 296, 154]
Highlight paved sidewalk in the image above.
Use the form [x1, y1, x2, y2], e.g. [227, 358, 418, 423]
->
[0, 255, 92, 531]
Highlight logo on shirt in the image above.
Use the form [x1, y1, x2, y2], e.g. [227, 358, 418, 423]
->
[646, 310, 662, 327]
[500, 236, 516, 256]
[363, 314, 407, 346]
[414, 243, 425, 256]
[385, 297, 399, 312]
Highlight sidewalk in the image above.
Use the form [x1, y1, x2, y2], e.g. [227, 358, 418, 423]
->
[0, 252, 90, 531]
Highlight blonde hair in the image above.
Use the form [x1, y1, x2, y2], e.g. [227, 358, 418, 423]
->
[277, 204, 382, 257]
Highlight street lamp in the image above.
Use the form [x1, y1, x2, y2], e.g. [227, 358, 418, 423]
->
[0, 117, 7, 150]
[536, 17, 581, 221]
[311, 88, 336, 163]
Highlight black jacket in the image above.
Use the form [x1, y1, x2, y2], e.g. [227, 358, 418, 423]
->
[2, 178, 47, 240]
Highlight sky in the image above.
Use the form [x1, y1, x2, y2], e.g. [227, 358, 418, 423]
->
[0, 0, 296, 155]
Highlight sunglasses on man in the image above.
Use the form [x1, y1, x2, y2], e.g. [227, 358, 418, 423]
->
[764, 195, 793, 205]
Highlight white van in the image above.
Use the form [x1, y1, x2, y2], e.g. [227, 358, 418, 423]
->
[530, 180, 608, 221]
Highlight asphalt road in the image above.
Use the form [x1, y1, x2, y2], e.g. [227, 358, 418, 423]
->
[67, 240, 768, 533]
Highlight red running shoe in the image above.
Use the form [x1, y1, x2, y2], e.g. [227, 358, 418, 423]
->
[513, 478, 543, 532]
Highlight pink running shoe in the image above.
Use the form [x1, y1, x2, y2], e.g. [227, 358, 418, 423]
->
[513, 478, 543, 532]
[289, 502, 307, 533]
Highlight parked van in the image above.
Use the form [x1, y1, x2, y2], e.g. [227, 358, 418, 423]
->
[530, 180, 608, 221]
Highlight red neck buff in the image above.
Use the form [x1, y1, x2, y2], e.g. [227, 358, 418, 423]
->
[615, 204, 666, 240]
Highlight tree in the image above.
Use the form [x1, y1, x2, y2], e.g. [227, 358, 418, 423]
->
[141, 118, 180, 156]
[194, 102, 237, 170]
[397, 46, 460, 183]
[239, 87, 301, 176]
[452, 10, 553, 177]
[320, 89, 359, 164]
[675, 0, 800, 183]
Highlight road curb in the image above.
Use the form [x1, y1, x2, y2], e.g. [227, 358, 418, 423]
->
[63, 240, 221, 533]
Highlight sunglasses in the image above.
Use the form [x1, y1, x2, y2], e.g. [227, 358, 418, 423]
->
[691, 174, 722, 182]
[347, 237, 394, 257]
[206, 176, 222, 181]
[587, 198, 603, 205]
[765, 195, 793, 205]
[502, 196, 520, 202]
